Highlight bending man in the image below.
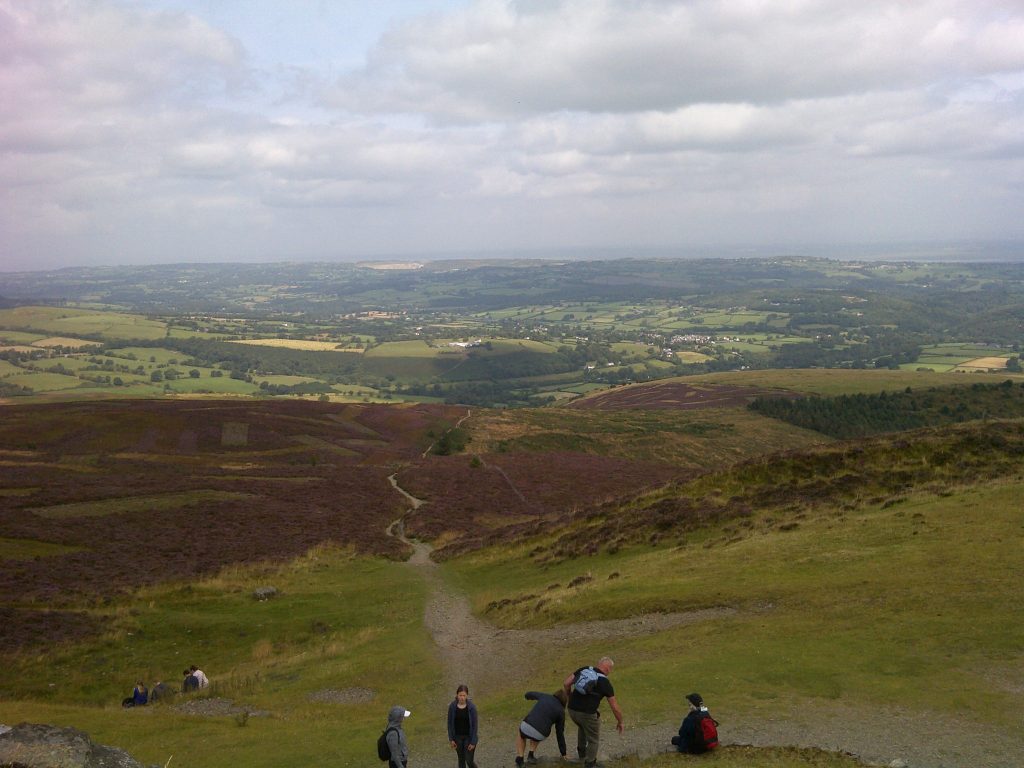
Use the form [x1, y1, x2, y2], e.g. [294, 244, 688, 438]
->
[563, 656, 623, 768]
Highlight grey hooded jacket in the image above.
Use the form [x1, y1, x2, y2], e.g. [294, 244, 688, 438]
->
[385, 706, 409, 768]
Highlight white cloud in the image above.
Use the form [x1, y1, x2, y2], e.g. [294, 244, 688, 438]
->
[1, 0, 1022, 268]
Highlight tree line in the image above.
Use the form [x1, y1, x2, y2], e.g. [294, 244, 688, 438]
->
[749, 380, 1024, 439]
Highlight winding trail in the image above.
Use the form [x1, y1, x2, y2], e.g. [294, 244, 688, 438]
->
[383, 476, 1023, 768]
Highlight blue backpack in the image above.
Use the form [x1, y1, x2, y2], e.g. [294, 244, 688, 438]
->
[573, 667, 605, 695]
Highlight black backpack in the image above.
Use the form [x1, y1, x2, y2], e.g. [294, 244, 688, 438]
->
[377, 726, 398, 762]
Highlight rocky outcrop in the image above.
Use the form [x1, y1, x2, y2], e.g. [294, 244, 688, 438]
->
[0, 723, 157, 768]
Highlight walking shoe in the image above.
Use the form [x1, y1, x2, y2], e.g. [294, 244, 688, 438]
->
[526, 756, 537, 766]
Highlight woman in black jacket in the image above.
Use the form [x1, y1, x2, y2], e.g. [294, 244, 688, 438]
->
[447, 684, 479, 768]
[516, 688, 568, 766]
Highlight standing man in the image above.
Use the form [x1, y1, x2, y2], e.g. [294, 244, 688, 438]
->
[563, 656, 623, 768]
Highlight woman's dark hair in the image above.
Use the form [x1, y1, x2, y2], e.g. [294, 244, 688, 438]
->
[456, 684, 470, 696]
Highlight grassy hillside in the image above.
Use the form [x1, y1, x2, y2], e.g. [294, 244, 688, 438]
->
[0, 547, 438, 768]
[2, 399, 1022, 767]
[444, 421, 1024, 731]
[468, 406, 828, 468]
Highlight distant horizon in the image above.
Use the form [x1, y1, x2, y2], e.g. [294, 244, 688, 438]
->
[3, 239, 1024, 275]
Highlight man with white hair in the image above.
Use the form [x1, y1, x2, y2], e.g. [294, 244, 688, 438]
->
[563, 656, 623, 768]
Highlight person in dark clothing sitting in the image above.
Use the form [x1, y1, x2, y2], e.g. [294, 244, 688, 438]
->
[671, 693, 718, 754]
[516, 688, 568, 766]
[122, 681, 147, 708]
[148, 680, 171, 703]
[181, 668, 199, 693]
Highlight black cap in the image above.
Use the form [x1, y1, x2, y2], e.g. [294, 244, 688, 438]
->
[686, 693, 703, 707]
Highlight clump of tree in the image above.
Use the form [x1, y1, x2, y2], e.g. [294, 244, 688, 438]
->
[750, 380, 1024, 439]
[0, 381, 33, 397]
[433, 427, 470, 455]
[258, 381, 334, 396]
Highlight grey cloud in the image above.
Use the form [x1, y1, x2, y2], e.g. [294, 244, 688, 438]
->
[332, 0, 1024, 119]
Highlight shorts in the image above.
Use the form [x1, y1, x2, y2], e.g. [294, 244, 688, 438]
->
[519, 721, 546, 742]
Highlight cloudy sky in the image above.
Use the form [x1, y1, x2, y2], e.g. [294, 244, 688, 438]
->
[2, 0, 1023, 270]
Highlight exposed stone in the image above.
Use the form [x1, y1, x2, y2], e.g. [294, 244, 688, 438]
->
[308, 687, 375, 705]
[0, 722, 156, 768]
[252, 586, 278, 601]
[175, 697, 268, 718]
[889, 760, 909, 768]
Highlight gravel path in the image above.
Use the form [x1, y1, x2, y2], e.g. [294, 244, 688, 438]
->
[386, 479, 1023, 768]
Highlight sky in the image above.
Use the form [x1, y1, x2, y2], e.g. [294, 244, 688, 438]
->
[1, 0, 1023, 270]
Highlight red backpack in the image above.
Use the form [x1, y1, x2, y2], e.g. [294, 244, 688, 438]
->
[697, 713, 719, 752]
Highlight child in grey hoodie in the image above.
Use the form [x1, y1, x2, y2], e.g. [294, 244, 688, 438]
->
[386, 706, 411, 768]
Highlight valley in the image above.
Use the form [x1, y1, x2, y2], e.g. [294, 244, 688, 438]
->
[0, 259, 1022, 768]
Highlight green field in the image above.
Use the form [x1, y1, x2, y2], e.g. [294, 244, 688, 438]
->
[3, 372, 88, 392]
[907, 343, 1012, 373]
[0, 329, 47, 344]
[106, 347, 186, 364]
[610, 342, 656, 359]
[0, 306, 168, 341]
[365, 340, 448, 358]
[163, 375, 259, 395]
[0, 360, 25, 377]
[255, 375, 322, 386]
[715, 334, 817, 354]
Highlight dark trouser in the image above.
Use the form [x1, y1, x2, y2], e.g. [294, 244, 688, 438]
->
[454, 735, 476, 768]
[569, 708, 600, 765]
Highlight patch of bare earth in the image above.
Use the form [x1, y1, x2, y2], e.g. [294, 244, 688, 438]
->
[308, 687, 376, 705]
[175, 697, 268, 717]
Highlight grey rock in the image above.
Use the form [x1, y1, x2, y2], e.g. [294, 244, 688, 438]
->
[0, 722, 157, 768]
[175, 697, 268, 718]
[889, 760, 908, 768]
[308, 687, 375, 705]
[252, 586, 278, 601]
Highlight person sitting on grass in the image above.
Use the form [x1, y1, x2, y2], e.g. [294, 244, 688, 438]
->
[122, 681, 147, 708]
[190, 664, 209, 689]
[671, 693, 719, 755]
[148, 679, 171, 702]
[516, 688, 568, 766]
[182, 668, 199, 693]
